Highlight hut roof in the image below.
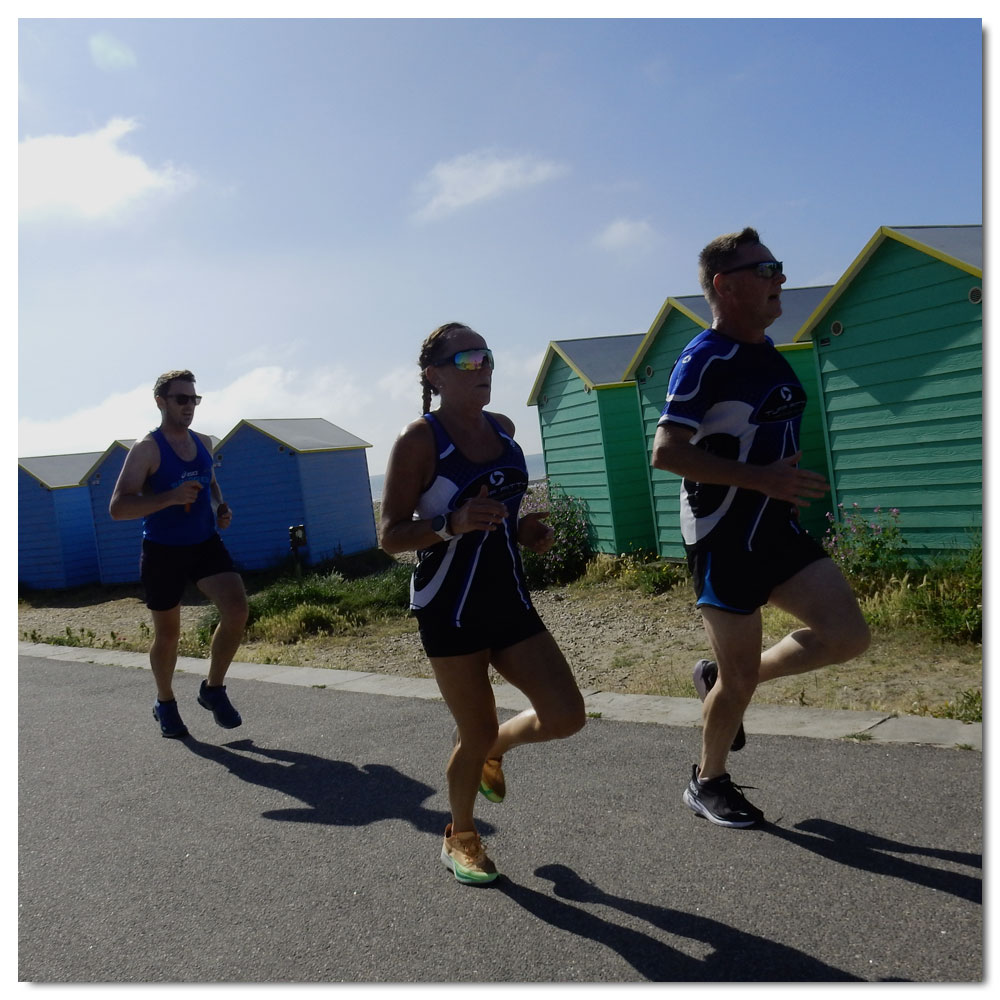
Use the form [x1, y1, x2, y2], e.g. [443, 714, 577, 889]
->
[216, 418, 371, 453]
[19, 451, 104, 489]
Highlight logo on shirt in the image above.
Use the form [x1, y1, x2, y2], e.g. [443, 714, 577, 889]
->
[753, 383, 807, 423]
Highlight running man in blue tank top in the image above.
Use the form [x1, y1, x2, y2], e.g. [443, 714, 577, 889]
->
[110, 370, 248, 739]
[652, 229, 870, 828]
[380, 323, 585, 885]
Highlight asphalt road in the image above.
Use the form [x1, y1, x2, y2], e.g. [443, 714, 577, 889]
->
[19, 653, 983, 984]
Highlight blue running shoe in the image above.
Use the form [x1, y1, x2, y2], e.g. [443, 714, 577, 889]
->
[197, 680, 242, 729]
[153, 699, 189, 739]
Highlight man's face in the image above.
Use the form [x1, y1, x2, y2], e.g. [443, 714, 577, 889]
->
[716, 243, 786, 327]
[156, 380, 199, 428]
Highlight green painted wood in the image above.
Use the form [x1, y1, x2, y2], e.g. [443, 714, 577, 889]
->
[815, 239, 982, 552]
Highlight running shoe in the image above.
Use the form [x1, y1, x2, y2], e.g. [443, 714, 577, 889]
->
[479, 758, 506, 803]
[452, 727, 506, 803]
[682, 764, 764, 828]
[440, 824, 499, 885]
[153, 699, 189, 739]
[693, 658, 746, 752]
[197, 680, 242, 729]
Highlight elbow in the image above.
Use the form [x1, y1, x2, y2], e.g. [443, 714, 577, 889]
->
[651, 445, 675, 473]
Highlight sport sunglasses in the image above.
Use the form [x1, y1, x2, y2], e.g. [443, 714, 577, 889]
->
[718, 260, 784, 279]
[433, 348, 495, 371]
[163, 393, 203, 405]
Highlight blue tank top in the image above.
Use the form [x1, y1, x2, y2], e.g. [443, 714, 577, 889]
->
[411, 412, 532, 626]
[142, 428, 216, 545]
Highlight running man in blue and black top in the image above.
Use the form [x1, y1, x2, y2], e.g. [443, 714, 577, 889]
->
[380, 322, 585, 885]
[111, 370, 248, 740]
[652, 228, 870, 829]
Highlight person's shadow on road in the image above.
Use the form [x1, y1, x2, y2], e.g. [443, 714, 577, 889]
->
[182, 737, 487, 835]
[496, 864, 865, 982]
[761, 818, 981, 903]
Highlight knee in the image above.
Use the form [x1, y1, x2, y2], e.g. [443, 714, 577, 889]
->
[152, 620, 181, 646]
[218, 596, 249, 630]
[455, 721, 500, 759]
[834, 619, 871, 662]
[539, 694, 587, 741]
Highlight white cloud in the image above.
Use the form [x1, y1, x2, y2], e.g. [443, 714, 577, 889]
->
[88, 32, 137, 72]
[19, 118, 193, 222]
[412, 150, 568, 222]
[592, 217, 656, 252]
[17, 361, 545, 480]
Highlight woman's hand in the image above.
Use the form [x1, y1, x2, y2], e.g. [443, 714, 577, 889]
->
[518, 510, 554, 554]
[452, 485, 509, 533]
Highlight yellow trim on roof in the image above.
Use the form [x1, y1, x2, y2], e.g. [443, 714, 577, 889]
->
[623, 297, 710, 379]
[885, 227, 982, 278]
[527, 342, 596, 405]
[793, 226, 981, 343]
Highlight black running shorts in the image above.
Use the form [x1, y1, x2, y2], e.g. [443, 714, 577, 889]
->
[686, 522, 828, 615]
[140, 534, 236, 611]
[416, 604, 547, 659]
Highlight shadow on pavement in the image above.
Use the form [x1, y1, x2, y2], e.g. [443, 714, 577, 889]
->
[181, 737, 485, 835]
[761, 819, 982, 904]
[495, 864, 865, 982]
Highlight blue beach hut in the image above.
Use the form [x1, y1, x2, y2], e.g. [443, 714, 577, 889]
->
[212, 418, 377, 570]
[18, 451, 102, 590]
[84, 440, 143, 584]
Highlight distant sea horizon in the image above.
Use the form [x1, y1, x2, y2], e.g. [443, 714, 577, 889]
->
[369, 452, 545, 502]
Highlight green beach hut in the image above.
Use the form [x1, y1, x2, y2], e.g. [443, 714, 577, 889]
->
[795, 225, 983, 557]
[527, 333, 656, 554]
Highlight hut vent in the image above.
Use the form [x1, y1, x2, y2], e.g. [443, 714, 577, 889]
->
[645, 365, 654, 378]
[969, 287, 982, 305]
[584, 385, 592, 394]
[830, 321, 845, 337]
[541, 394, 548, 406]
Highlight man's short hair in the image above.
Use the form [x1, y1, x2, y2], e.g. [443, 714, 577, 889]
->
[154, 370, 196, 398]
[698, 227, 762, 305]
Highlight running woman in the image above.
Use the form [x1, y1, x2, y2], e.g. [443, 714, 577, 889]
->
[379, 323, 585, 884]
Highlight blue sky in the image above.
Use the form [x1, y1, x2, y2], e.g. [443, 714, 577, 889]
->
[17, 15, 984, 477]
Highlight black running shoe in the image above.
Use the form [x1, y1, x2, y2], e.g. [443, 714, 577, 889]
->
[693, 658, 746, 752]
[197, 680, 242, 729]
[682, 765, 764, 827]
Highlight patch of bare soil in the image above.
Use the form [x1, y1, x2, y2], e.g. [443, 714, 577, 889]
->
[18, 579, 981, 716]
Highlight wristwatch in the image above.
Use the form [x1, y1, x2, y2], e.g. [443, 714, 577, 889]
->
[431, 513, 455, 541]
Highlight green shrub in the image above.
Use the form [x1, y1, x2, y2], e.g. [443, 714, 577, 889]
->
[580, 552, 686, 595]
[862, 540, 982, 645]
[823, 503, 908, 596]
[930, 688, 982, 724]
[519, 482, 594, 588]
[197, 564, 412, 645]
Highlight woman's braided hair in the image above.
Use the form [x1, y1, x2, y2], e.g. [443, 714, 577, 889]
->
[418, 322, 475, 414]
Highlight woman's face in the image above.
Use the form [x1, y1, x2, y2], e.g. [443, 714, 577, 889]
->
[426, 329, 493, 405]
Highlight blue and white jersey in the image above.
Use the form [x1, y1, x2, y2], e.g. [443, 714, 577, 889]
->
[657, 328, 807, 549]
[411, 412, 533, 626]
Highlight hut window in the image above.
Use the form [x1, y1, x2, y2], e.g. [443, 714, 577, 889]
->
[969, 287, 982, 305]
[830, 321, 844, 337]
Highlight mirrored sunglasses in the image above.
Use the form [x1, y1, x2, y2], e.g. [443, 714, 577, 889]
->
[435, 348, 495, 371]
[719, 260, 784, 279]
